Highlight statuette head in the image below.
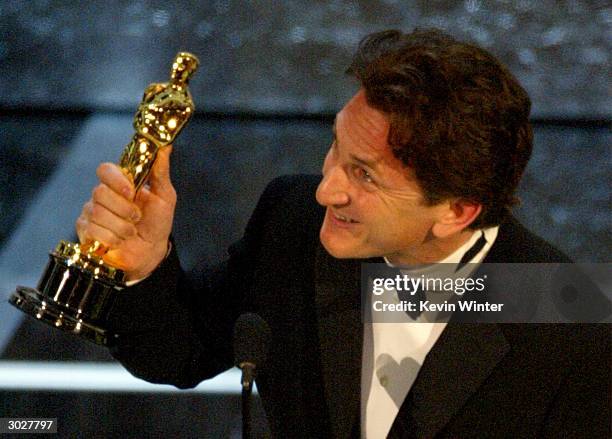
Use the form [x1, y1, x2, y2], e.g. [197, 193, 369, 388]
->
[171, 52, 199, 85]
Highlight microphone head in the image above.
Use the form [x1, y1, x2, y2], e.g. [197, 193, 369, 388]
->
[233, 313, 271, 370]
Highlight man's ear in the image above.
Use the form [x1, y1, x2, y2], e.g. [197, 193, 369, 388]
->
[432, 199, 482, 238]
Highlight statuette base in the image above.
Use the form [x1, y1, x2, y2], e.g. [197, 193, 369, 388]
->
[9, 248, 123, 346]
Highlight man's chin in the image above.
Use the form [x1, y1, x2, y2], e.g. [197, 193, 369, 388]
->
[319, 231, 361, 259]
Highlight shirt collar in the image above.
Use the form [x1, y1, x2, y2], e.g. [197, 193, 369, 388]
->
[383, 226, 499, 272]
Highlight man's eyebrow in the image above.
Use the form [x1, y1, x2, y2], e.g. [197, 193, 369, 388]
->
[350, 153, 378, 171]
[332, 118, 379, 171]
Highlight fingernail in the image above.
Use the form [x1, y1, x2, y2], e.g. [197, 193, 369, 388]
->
[131, 209, 141, 222]
[123, 187, 133, 198]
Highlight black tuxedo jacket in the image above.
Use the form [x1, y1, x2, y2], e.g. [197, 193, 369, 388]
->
[109, 175, 610, 438]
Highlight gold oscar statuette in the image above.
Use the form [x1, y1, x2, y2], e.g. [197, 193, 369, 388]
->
[9, 52, 199, 345]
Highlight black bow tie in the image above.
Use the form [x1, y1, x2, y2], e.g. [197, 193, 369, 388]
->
[456, 231, 487, 272]
[396, 232, 487, 319]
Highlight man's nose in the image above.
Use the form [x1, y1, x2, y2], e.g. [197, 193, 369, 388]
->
[316, 165, 350, 207]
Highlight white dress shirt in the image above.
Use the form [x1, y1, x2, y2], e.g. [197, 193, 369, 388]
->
[361, 226, 499, 439]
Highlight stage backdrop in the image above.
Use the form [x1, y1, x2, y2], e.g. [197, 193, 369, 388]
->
[0, 0, 610, 117]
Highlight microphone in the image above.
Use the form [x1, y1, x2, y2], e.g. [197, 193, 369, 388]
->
[233, 313, 271, 439]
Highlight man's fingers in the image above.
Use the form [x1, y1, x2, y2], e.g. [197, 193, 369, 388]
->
[96, 162, 135, 199]
[148, 145, 176, 203]
[89, 203, 138, 240]
[80, 200, 93, 221]
[76, 197, 137, 246]
[75, 204, 92, 244]
[92, 183, 141, 222]
[76, 218, 122, 249]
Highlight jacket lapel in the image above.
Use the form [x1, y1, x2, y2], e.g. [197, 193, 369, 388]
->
[389, 219, 519, 437]
[313, 217, 523, 437]
[389, 323, 509, 437]
[315, 243, 363, 439]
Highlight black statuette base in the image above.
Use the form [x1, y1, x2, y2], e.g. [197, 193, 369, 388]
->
[8, 252, 121, 346]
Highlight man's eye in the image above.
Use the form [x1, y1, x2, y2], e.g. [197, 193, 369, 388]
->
[355, 167, 374, 183]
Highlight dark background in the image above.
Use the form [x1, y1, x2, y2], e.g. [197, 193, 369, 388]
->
[0, 1, 610, 437]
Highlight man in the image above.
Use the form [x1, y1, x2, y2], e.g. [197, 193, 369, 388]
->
[76, 29, 609, 437]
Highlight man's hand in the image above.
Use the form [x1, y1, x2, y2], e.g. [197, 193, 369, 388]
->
[75, 146, 176, 281]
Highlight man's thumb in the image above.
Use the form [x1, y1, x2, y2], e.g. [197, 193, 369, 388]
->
[149, 145, 173, 196]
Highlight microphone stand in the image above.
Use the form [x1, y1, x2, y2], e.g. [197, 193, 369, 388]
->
[233, 313, 270, 439]
[240, 362, 256, 439]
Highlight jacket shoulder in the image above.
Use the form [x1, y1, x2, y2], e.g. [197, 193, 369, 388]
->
[261, 174, 322, 203]
[486, 216, 572, 263]
[255, 174, 323, 224]
[240, 174, 323, 251]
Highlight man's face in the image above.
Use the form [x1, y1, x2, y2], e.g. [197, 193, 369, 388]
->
[316, 90, 448, 264]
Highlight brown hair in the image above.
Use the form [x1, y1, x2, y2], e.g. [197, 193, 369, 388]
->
[347, 29, 533, 228]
